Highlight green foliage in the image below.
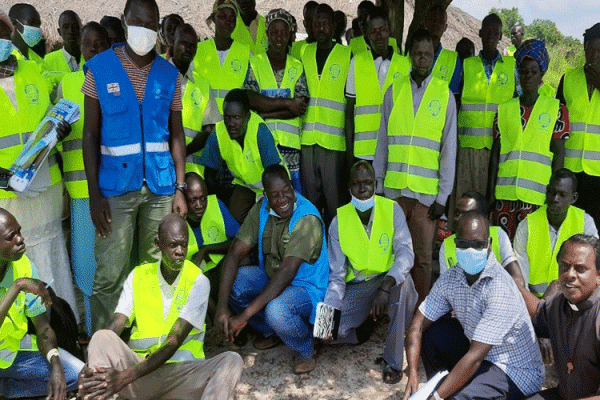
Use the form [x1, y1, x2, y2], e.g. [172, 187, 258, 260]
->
[490, 7, 524, 37]
[528, 19, 563, 46]
[544, 42, 585, 89]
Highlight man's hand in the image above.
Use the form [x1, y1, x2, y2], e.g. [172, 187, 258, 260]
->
[172, 189, 187, 218]
[428, 201, 445, 220]
[370, 289, 389, 321]
[90, 193, 111, 238]
[14, 277, 52, 308]
[539, 338, 554, 365]
[227, 313, 249, 342]
[287, 97, 308, 116]
[79, 367, 125, 400]
[55, 120, 72, 142]
[46, 361, 66, 400]
[191, 248, 208, 268]
[401, 371, 420, 400]
[215, 307, 232, 340]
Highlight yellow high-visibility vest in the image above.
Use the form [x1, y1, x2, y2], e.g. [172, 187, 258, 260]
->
[0, 255, 38, 369]
[432, 48, 458, 85]
[338, 196, 395, 282]
[250, 53, 303, 150]
[0, 59, 61, 199]
[353, 51, 410, 159]
[384, 75, 449, 195]
[301, 43, 351, 151]
[182, 72, 211, 176]
[231, 13, 267, 55]
[443, 226, 502, 268]
[349, 36, 398, 55]
[290, 39, 308, 61]
[459, 55, 515, 149]
[496, 96, 559, 206]
[43, 49, 83, 92]
[563, 67, 600, 176]
[129, 260, 205, 362]
[186, 194, 228, 272]
[193, 39, 250, 113]
[526, 205, 585, 297]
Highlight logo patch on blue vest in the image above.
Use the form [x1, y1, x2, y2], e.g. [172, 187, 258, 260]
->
[538, 112, 552, 129]
[24, 84, 39, 103]
[329, 64, 341, 80]
[379, 233, 390, 252]
[429, 99, 442, 117]
[107, 82, 120, 96]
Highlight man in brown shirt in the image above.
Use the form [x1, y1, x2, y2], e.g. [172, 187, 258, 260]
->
[519, 234, 600, 399]
[215, 164, 329, 374]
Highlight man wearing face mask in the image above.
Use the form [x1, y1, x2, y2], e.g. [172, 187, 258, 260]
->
[403, 211, 544, 400]
[7, 3, 45, 65]
[323, 161, 417, 384]
[82, 0, 188, 332]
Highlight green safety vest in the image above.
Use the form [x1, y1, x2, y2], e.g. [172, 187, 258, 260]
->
[443, 226, 502, 269]
[353, 51, 410, 159]
[290, 39, 308, 61]
[231, 13, 268, 55]
[43, 49, 83, 93]
[186, 194, 228, 272]
[338, 196, 395, 282]
[526, 205, 585, 297]
[193, 39, 250, 113]
[0, 59, 61, 199]
[250, 53, 303, 149]
[182, 72, 210, 176]
[301, 43, 351, 151]
[0, 255, 39, 369]
[384, 75, 449, 194]
[349, 36, 398, 56]
[432, 48, 458, 85]
[61, 70, 88, 198]
[459, 56, 516, 149]
[129, 260, 205, 362]
[506, 45, 517, 57]
[538, 83, 556, 97]
[496, 96, 559, 206]
[563, 67, 600, 176]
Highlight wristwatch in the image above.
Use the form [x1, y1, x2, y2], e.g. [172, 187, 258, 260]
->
[175, 182, 187, 192]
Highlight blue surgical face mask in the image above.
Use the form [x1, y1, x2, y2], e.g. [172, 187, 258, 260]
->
[0, 39, 13, 62]
[351, 194, 375, 212]
[17, 21, 43, 47]
[456, 247, 489, 276]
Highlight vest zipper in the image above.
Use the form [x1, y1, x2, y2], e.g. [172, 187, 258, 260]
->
[139, 103, 146, 183]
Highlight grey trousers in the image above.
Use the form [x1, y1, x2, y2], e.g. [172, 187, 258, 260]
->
[334, 274, 418, 370]
[87, 330, 244, 400]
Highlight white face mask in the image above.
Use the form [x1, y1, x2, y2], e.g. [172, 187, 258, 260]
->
[125, 23, 157, 56]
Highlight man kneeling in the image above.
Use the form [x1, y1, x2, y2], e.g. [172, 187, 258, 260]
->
[79, 214, 243, 400]
[215, 164, 329, 374]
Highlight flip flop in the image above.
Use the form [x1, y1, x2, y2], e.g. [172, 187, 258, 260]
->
[376, 356, 403, 384]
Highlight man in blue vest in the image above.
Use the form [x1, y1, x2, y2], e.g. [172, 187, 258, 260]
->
[215, 164, 329, 374]
[82, 0, 188, 332]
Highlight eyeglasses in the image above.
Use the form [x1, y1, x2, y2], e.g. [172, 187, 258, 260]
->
[454, 238, 489, 250]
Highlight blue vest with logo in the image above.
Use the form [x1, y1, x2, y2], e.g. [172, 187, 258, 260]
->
[257, 194, 329, 323]
[86, 44, 178, 197]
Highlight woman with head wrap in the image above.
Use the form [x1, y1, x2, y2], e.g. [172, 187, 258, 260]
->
[487, 39, 570, 240]
[243, 8, 309, 193]
[555, 23, 600, 230]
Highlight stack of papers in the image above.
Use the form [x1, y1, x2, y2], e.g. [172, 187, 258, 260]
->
[313, 302, 341, 340]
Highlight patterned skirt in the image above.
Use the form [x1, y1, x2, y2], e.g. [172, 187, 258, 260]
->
[278, 145, 302, 194]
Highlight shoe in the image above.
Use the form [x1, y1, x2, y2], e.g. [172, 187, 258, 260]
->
[253, 334, 282, 350]
[293, 354, 317, 374]
[378, 357, 402, 384]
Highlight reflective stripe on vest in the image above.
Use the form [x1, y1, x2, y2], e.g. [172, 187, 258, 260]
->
[186, 195, 228, 272]
[443, 227, 502, 269]
[250, 53, 303, 149]
[354, 51, 410, 159]
[495, 96, 559, 205]
[302, 43, 350, 151]
[0, 59, 54, 199]
[61, 70, 88, 198]
[130, 260, 205, 362]
[384, 76, 449, 195]
[193, 39, 250, 113]
[459, 56, 515, 149]
[527, 205, 585, 297]
[338, 196, 395, 282]
[431, 49, 458, 85]
[563, 67, 600, 175]
[0, 256, 37, 368]
[231, 13, 267, 54]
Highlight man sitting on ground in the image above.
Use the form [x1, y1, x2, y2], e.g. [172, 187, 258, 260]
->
[323, 161, 417, 384]
[403, 211, 544, 400]
[215, 164, 329, 374]
[79, 213, 243, 400]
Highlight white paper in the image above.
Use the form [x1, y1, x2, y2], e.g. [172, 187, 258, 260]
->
[408, 370, 449, 400]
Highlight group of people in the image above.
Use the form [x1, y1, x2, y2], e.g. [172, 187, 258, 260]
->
[1, 0, 600, 398]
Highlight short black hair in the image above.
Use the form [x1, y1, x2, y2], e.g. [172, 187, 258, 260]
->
[482, 13, 502, 29]
[456, 210, 490, 238]
[549, 168, 578, 192]
[185, 171, 207, 191]
[262, 164, 291, 189]
[584, 23, 600, 47]
[9, 3, 39, 23]
[223, 89, 250, 114]
[303, 1, 319, 17]
[100, 15, 125, 42]
[357, 0, 375, 13]
[123, 0, 159, 20]
[82, 22, 110, 45]
[348, 160, 375, 187]
[558, 234, 600, 271]
[461, 191, 488, 215]
[175, 23, 198, 42]
[59, 10, 81, 26]
[162, 13, 183, 28]
[314, 3, 334, 22]
[366, 6, 389, 26]
[408, 28, 434, 54]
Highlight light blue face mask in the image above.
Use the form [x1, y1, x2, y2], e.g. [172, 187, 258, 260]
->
[0, 39, 13, 62]
[351, 195, 375, 212]
[456, 247, 489, 276]
[17, 21, 43, 47]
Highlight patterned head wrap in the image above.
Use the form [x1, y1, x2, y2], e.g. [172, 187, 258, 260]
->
[0, 10, 14, 32]
[514, 39, 550, 74]
[265, 9, 294, 32]
[212, 0, 239, 15]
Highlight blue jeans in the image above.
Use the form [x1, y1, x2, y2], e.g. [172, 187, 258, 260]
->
[229, 266, 314, 359]
[0, 349, 84, 398]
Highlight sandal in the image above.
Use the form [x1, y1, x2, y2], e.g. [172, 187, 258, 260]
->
[376, 356, 403, 384]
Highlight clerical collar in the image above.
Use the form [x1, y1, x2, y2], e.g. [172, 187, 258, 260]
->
[568, 302, 579, 311]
